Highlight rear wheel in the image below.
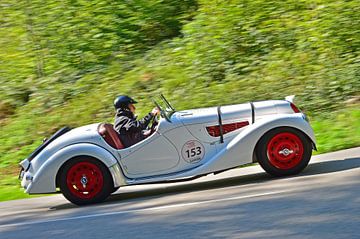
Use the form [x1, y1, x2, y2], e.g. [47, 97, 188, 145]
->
[256, 127, 312, 176]
[58, 157, 113, 205]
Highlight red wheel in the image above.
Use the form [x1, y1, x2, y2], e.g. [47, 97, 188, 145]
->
[66, 162, 104, 199]
[58, 157, 113, 205]
[266, 132, 304, 170]
[256, 127, 312, 176]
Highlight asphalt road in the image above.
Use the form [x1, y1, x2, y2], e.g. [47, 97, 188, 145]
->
[0, 147, 359, 239]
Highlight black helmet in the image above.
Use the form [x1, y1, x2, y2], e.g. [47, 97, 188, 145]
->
[114, 95, 138, 109]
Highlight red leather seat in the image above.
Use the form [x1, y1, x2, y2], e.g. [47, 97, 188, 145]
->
[97, 123, 125, 149]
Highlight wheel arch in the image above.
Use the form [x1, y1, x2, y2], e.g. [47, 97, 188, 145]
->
[26, 143, 126, 194]
[252, 126, 316, 163]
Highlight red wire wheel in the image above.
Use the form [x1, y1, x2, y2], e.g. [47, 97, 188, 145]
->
[66, 162, 104, 199]
[266, 132, 304, 170]
[58, 157, 113, 205]
[256, 127, 312, 177]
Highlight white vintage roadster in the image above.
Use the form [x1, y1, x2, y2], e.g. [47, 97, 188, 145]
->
[19, 95, 316, 205]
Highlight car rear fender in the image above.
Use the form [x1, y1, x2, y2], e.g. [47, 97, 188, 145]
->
[26, 143, 126, 194]
[203, 114, 316, 173]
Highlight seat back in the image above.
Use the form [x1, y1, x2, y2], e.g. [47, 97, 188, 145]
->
[97, 123, 125, 150]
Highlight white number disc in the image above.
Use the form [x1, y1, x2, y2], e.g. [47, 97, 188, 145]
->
[181, 140, 205, 164]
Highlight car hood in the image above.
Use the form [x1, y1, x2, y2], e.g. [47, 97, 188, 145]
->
[174, 100, 288, 126]
[175, 103, 253, 125]
[175, 107, 217, 125]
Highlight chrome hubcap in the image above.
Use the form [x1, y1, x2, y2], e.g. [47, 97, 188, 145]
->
[278, 148, 294, 156]
[80, 175, 88, 188]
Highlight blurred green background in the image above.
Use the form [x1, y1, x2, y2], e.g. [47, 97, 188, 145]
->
[0, 0, 359, 201]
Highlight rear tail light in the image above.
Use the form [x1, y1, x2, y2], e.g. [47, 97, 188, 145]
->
[290, 102, 301, 113]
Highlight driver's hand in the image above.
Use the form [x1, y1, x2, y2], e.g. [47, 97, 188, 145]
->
[151, 107, 160, 116]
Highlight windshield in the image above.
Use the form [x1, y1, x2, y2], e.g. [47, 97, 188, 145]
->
[152, 94, 176, 122]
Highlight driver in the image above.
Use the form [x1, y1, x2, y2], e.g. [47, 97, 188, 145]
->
[113, 95, 160, 148]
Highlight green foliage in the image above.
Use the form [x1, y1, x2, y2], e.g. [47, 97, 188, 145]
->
[0, 0, 197, 106]
[0, 175, 44, 202]
[312, 106, 360, 154]
[0, 0, 359, 179]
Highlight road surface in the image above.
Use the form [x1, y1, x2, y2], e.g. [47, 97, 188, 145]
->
[0, 147, 359, 239]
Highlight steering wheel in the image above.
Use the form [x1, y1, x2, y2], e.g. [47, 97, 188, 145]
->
[150, 113, 159, 132]
[144, 114, 159, 138]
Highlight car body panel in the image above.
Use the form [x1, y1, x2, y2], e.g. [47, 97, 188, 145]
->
[120, 132, 180, 177]
[22, 143, 123, 194]
[123, 113, 315, 185]
[19, 97, 316, 195]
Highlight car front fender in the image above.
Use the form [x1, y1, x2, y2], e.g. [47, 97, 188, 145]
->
[26, 143, 126, 194]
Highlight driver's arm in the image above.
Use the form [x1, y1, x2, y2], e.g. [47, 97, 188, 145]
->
[124, 113, 154, 132]
[124, 107, 159, 132]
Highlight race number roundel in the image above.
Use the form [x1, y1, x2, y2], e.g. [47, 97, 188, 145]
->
[181, 140, 205, 164]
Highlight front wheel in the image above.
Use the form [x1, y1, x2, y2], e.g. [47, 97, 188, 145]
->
[256, 127, 312, 177]
[58, 157, 113, 205]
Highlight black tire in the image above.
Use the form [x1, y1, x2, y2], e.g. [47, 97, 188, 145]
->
[58, 157, 113, 205]
[255, 127, 312, 177]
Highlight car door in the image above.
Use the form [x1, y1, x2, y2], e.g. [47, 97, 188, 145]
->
[118, 132, 180, 178]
